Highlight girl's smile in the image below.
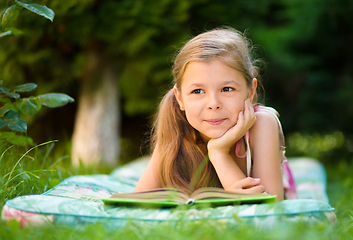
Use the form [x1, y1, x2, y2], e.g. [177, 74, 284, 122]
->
[204, 118, 227, 126]
[174, 59, 256, 141]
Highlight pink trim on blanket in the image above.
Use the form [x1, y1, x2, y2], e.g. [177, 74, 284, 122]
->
[1, 205, 53, 227]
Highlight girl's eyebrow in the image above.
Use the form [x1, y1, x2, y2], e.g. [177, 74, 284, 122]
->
[187, 83, 204, 88]
[185, 80, 242, 89]
[223, 80, 242, 87]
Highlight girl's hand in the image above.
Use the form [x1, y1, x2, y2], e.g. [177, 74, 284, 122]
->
[225, 177, 265, 194]
[207, 99, 256, 154]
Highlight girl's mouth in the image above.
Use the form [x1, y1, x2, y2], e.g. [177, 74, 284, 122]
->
[204, 119, 226, 125]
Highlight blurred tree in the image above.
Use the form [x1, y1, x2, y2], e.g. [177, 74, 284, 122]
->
[0, 0, 193, 166]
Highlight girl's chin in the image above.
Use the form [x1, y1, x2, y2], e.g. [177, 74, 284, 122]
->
[200, 131, 226, 141]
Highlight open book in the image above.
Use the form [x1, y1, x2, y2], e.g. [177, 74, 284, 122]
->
[101, 187, 276, 208]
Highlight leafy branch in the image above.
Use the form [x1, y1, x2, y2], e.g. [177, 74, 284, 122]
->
[0, 81, 74, 147]
[0, 0, 54, 37]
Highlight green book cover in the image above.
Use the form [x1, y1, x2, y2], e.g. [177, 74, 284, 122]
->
[101, 187, 276, 208]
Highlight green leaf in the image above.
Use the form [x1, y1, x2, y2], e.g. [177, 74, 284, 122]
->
[0, 107, 11, 116]
[0, 9, 4, 23]
[11, 7, 20, 22]
[0, 5, 17, 31]
[4, 110, 20, 120]
[16, 98, 40, 116]
[6, 134, 33, 146]
[0, 98, 10, 103]
[14, 83, 37, 92]
[3, 102, 14, 109]
[4, 27, 23, 35]
[0, 87, 10, 93]
[7, 118, 27, 132]
[5, 92, 20, 98]
[0, 118, 7, 128]
[15, 1, 54, 22]
[0, 30, 14, 37]
[37, 93, 74, 108]
[0, 131, 15, 139]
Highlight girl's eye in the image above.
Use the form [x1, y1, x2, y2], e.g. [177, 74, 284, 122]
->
[191, 89, 204, 94]
[222, 87, 234, 92]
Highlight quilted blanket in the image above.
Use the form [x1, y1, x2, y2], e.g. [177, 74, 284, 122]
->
[1, 157, 336, 228]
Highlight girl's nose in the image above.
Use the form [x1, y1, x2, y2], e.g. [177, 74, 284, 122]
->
[207, 94, 222, 110]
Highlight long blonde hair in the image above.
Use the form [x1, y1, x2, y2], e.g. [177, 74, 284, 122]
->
[152, 27, 259, 192]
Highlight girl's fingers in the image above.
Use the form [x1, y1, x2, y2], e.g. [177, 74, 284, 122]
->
[227, 177, 260, 190]
[244, 99, 255, 123]
[241, 185, 265, 194]
[237, 110, 244, 128]
[226, 177, 266, 194]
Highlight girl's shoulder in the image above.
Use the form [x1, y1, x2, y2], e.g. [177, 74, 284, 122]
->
[254, 105, 279, 118]
[251, 104, 285, 148]
[254, 106, 280, 125]
[250, 105, 282, 140]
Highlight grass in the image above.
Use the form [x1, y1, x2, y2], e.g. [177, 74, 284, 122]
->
[0, 134, 353, 240]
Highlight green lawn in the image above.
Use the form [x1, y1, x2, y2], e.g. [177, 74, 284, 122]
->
[0, 142, 352, 240]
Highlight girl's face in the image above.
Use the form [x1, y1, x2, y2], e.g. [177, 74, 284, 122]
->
[174, 59, 257, 141]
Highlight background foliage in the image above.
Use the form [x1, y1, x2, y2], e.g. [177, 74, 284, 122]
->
[0, 0, 352, 162]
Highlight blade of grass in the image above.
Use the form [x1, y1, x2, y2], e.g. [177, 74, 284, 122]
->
[0, 145, 13, 164]
[49, 155, 68, 169]
[4, 140, 58, 190]
[41, 141, 55, 169]
[3, 169, 49, 184]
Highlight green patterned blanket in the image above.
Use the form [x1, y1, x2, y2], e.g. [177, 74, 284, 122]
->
[1, 157, 336, 228]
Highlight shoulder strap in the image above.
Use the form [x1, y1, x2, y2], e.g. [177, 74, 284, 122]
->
[235, 132, 251, 177]
[236, 106, 285, 177]
[254, 106, 285, 149]
[245, 133, 251, 177]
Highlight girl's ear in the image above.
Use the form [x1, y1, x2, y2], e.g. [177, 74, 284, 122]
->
[249, 78, 258, 102]
[173, 86, 184, 110]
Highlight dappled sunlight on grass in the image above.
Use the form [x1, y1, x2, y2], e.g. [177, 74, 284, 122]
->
[286, 131, 352, 166]
[287, 131, 345, 159]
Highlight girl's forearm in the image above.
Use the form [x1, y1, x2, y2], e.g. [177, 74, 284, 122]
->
[208, 150, 246, 189]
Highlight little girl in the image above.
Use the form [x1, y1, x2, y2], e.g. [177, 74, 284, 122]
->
[134, 27, 296, 201]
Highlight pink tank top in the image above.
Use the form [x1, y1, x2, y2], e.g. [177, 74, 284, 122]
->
[235, 105, 297, 199]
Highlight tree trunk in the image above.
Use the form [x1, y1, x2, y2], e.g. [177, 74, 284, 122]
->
[71, 48, 120, 167]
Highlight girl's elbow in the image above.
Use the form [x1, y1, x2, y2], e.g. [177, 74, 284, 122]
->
[275, 194, 284, 202]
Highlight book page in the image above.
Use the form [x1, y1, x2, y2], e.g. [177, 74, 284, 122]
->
[110, 188, 189, 204]
[190, 187, 265, 201]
